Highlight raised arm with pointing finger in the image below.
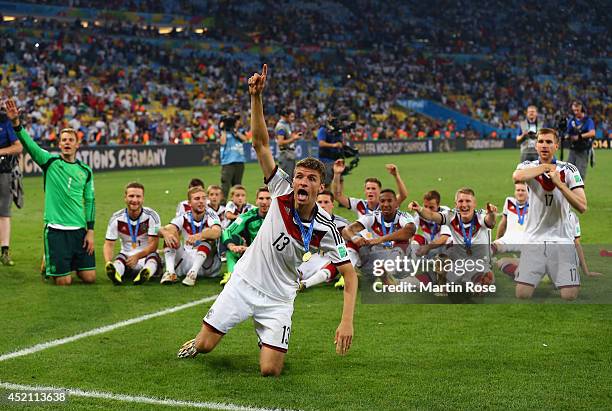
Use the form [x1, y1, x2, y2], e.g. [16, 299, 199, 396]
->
[248, 64, 276, 181]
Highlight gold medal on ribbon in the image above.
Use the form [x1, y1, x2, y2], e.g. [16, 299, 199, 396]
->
[302, 251, 312, 262]
[131, 242, 137, 249]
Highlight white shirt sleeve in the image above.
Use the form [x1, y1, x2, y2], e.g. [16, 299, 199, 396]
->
[207, 210, 221, 227]
[439, 208, 453, 226]
[348, 197, 361, 211]
[502, 197, 511, 216]
[264, 166, 293, 198]
[105, 214, 119, 240]
[565, 164, 585, 190]
[170, 215, 183, 230]
[148, 210, 161, 236]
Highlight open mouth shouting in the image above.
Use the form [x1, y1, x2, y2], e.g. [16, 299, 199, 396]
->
[296, 189, 309, 203]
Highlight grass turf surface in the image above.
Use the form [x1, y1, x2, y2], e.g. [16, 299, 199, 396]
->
[1, 149, 611, 410]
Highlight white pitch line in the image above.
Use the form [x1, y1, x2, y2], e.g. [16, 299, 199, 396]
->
[0, 381, 294, 411]
[0, 295, 218, 362]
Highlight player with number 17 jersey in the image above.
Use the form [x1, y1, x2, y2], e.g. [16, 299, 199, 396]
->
[516, 160, 584, 243]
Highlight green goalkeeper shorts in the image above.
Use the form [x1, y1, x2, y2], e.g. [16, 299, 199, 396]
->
[43, 226, 96, 277]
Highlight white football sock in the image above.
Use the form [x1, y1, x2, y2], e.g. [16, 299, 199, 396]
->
[303, 268, 331, 289]
[113, 260, 125, 277]
[189, 251, 207, 275]
[164, 248, 176, 274]
[144, 258, 158, 273]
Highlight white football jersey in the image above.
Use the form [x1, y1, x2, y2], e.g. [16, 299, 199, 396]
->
[105, 207, 161, 256]
[499, 197, 529, 244]
[516, 160, 584, 243]
[348, 197, 380, 217]
[232, 167, 350, 302]
[170, 210, 221, 251]
[225, 201, 254, 216]
[357, 210, 415, 245]
[175, 200, 191, 217]
[206, 201, 227, 227]
[439, 208, 492, 246]
[414, 205, 451, 244]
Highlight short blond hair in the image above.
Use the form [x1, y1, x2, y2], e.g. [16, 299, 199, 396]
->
[455, 187, 475, 201]
[187, 186, 206, 201]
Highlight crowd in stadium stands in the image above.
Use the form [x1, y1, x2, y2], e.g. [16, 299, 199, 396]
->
[0, 0, 609, 146]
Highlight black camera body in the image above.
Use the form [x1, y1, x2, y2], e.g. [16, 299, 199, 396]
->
[220, 114, 237, 131]
[526, 131, 537, 140]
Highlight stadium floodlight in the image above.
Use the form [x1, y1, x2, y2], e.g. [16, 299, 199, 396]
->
[2, 16, 16, 22]
[158, 27, 173, 35]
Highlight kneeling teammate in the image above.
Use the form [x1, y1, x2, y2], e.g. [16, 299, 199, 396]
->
[219, 186, 272, 285]
[298, 190, 360, 290]
[177, 65, 357, 376]
[410, 188, 497, 285]
[493, 182, 529, 253]
[512, 128, 587, 300]
[104, 182, 162, 285]
[160, 186, 222, 286]
[413, 190, 451, 257]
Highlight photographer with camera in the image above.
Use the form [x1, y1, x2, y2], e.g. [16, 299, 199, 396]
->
[566, 101, 595, 181]
[318, 115, 353, 186]
[516, 105, 541, 162]
[0, 106, 23, 266]
[274, 108, 300, 176]
[219, 113, 247, 200]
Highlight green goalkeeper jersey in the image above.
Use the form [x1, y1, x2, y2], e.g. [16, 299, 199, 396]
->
[16, 128, 95, 229]
[221, 207, 265, 246]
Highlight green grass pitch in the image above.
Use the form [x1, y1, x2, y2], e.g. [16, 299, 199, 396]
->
[1, 149, 611, 410]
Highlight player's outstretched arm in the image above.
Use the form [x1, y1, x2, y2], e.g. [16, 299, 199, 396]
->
[386, 164, 408, 206]
[409, 201, 443, 224]
[341, 222, 367, 247]
[331, 160, 350, 208]
[249, 64, 276, 180]
[368, 223, 416, 246]
[4, 98, 51, 166]
[335, 263, 357, 355]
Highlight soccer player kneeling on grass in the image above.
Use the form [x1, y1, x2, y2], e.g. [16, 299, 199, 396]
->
[5, 98, 96, 286]
[160, 186, 222, 286]
[410, 188, 497, 285]
[103, 182, 162, 285]
[178, 65, 357, 377]
[512, 128, 588, 301]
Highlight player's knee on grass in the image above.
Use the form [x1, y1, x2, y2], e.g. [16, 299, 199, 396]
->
[560, 287, 579, 301]
[515, 283, 534, 299]
[259, 347, 285, 377]
[78, 270, 96, 284]
[53, 275, 72, 286]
